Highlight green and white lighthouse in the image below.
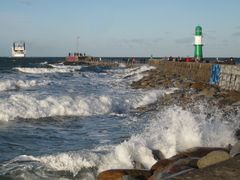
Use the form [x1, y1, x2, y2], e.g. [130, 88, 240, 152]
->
[194, 25, 203, 60]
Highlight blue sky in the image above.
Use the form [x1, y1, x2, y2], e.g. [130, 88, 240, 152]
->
[0, 0, 240, 57]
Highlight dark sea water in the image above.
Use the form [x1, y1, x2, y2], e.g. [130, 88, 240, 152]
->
[0, 57, 239, 179]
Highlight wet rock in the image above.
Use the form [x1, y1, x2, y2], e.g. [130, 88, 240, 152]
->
[97, 169, 151, 180]
[199, 87, 217, 97]
[133, 161, 146, 169]
[171, 154, 240, 179]
[165, 158, 197, 173]
[197, 150, 230, 169]
[150, 159, 173, 173]
[230, 141, 240, 157]
[121, 175, 138, 180]
[151, 149, 165, 161]
[232, 101, 240, 106]
[219, 91, 240, 105]
[235, 129, 240, 140]
[150, 158, 196, 180]
[190, 82, 206, 91]
[170, 147, 229, 161]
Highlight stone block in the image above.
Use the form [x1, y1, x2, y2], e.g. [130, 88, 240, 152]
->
[197, 150, 230, 169]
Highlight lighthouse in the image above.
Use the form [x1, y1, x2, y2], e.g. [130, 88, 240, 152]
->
[194, 25, 203, 60]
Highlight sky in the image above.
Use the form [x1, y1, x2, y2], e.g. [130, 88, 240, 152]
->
[0, 0, 240, 57]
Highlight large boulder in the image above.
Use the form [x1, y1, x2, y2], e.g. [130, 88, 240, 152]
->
[150, 158, 197, 180]
[170, 147, 229, 160]
[197, 150, 230, 169]
[230, 141, 240, 157]
[190, 82, 207, 91]
[150, 159, 173, 173]
[97, 169, 151, 180]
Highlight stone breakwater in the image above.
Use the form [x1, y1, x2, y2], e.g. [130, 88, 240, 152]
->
[98, 62, 240, 179]
[98, 145, 240, 180]
[64, 57, 119, 67]
[149, 60, 240, 92]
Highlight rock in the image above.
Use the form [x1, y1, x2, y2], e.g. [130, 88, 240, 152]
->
[171, 154, 240, 179]
[150, 158, 196, 180]
[121, 175, 138, 180]
[230, 141, 240, 157]
[170, 147, 229, 161]
[190, 82, 206, 91]
[165, 159, 196, 174]
[133, 161, 146, 169]
[235, 130, 240, 140]
[232, 101, 240, 106]
[141, 81, 149, 87]
[199, 87, 216, 97]
[97, 169, 151, 180]
[150, 159, 173, 173]
[197, 150, 230, 169]
[151, 149, 165, 161]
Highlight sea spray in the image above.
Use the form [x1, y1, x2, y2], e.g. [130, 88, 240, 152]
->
[0, 79, 50, 91]
[0, 102, 239, 179]
[14, 67, 75, 74]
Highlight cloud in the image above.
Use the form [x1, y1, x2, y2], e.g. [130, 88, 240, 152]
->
[235, 26, 240, 29]
[16, 0, 32, 6]
[232, 32, 240, 37]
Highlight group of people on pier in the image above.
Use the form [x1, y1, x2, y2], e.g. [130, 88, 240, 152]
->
[166, 56, 236, 64]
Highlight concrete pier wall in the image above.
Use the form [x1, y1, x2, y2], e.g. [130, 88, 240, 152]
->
[149, 60, 240, 91]
[149, 60, 212, 83]
[219, 65, 240, 91]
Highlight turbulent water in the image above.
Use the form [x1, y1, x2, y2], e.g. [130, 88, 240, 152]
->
[0, 57, 239, 179]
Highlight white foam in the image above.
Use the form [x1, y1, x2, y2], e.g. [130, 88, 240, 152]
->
[14, 67, 73, 74]
[123, 65, 156, 82]
[48, 64, 82, 71]
[131, 89, 163, 108]
[98, 137, 156, 172]
[135, 105, 238, 158]
[0, 94, 113, 121]
[3, 105, 239, 178]
[0, 79, 50, 91]
[107, 65, 155, 82]
[39, 152, 98, 176]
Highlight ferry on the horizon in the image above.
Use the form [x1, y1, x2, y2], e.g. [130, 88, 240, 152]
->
[12, 41, 26, 57]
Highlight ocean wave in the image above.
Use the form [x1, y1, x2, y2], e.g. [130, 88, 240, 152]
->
[123, 65, 156, 82]
[48, 64, 82, 70]
[0, 94, 113, 121]
[0, 88, 166, 121]
[108, 65, 155, 82]
[0, 79, 50, 91]
[97, 105, 239, 172]
[2, 105, 238, 179]
[14, 67, 74, 74]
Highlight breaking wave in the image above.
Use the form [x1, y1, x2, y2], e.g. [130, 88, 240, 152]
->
[0, 79, 50, 91]
[0, 89, 165, 122]
[2, 105, 239, 179]
[14, 67, 75, 74]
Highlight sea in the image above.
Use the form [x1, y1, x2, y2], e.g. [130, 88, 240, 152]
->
[0, 57, 239, 179]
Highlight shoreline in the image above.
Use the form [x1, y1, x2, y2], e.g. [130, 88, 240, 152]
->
[98, 63, 240, 179]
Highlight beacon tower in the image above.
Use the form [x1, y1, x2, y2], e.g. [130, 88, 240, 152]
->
[194, 25, 203, 60]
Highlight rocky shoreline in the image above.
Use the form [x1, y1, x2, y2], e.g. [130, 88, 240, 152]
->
[98, 65, 240, 180]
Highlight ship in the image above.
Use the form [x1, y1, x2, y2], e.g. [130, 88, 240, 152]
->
[12, 41, 26, 57]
